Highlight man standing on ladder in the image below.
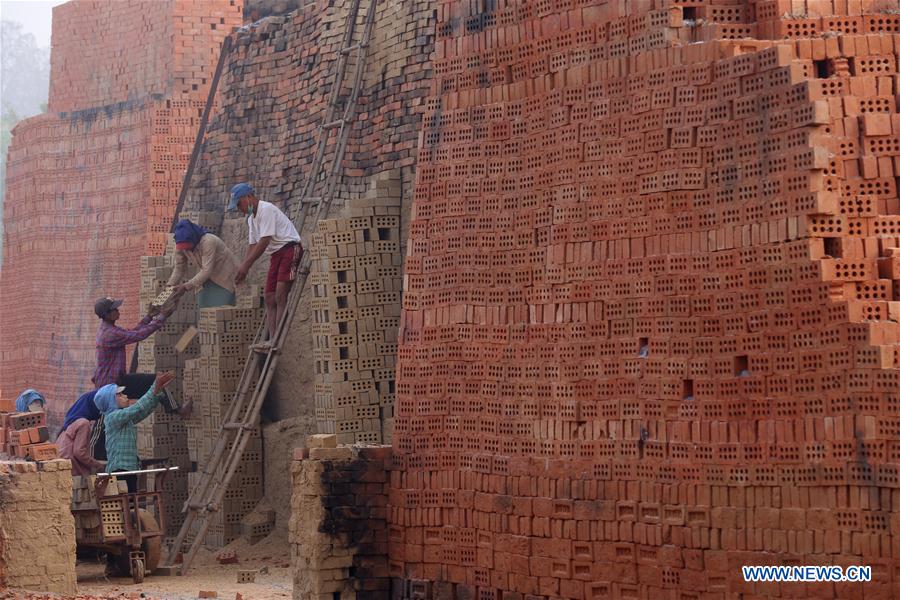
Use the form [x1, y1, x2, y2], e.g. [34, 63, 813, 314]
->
[229, 183, 302, 350]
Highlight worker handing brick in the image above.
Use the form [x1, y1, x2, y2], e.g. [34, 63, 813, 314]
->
[228, 183, 303, 350]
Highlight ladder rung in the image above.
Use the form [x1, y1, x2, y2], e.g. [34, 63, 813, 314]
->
[341, 43, 366, 55]
[301, 197, 321, 204]
[223, 422, 251, 431]
[250, 342, 277, 354]
[322, 119, 345, 129]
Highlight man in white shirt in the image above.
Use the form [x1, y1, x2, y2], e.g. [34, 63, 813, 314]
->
[229, 183, 303, 348]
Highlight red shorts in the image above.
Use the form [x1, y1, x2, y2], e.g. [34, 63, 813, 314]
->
[266, 243, 302, 294]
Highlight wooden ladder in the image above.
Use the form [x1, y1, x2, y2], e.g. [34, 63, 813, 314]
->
[163, 0, 379, 574]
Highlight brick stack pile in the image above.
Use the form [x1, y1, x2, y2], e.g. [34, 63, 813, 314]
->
[71, 474, 130, 543]
[392, 1, 900, 599]
[289, 435, 391, 599]
[0, 410, 58, 462]
[0, 459, 76, 594]
[181, 299, 266, 548]
[135, 255, 197, 541]
[310, 172, 403, 445]
[0, 0, 242, 424]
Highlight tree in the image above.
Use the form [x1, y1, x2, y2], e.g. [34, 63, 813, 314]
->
[0, 20, 51, 267]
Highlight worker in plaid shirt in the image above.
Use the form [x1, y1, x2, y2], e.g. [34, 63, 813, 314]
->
[92, 296, 175, 389]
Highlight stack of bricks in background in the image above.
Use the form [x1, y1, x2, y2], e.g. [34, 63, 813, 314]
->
[393, 1, 900, 599]
[310, 173, 403, 445]
[48, 0, 240, 114]
[185, 0, 433, 217]
[289, 436, 391, 599]
[0, 459, 76, 594]
[0, 0, 242, 425]
[135, 255, 198, 542]
[181, 292, 266, 548]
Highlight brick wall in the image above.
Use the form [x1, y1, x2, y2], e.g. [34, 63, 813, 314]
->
[392, 1, 900, 598]
[0, 459, 76, 594]
[49, 0, 242, 113]
[0, 1, 243, 423]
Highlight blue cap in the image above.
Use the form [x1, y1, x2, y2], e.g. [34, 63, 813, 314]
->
[228, 183, 255, 211]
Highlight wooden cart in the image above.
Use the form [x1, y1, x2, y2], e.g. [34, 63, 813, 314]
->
[72, 466, 179, 583]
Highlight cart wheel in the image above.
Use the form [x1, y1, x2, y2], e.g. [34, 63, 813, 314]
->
[115, 510, 162, 576]
[132, 558, 144, 584]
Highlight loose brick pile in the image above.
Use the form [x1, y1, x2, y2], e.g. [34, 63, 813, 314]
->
[290, 436, 391, 600]
[0, 459, 77, 594]
[0, 410, 58, 461]
[310, 172, 404, 445]
[0, 1, 242, 423]
[392, 1, 900, 599]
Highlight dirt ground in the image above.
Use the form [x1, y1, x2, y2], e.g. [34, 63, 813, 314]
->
[58, 529, 292, 600]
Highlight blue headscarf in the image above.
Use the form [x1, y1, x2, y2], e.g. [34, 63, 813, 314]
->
[173, 219, 207, 247]
[61, 389, 100, 432]
[15, 389, 44, 412]
[92, 384, 120, 415]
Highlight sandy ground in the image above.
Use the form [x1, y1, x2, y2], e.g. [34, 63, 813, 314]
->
[70, 529, 293, 600]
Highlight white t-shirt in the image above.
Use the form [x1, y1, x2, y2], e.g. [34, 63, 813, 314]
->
[248, 200, 301, 255]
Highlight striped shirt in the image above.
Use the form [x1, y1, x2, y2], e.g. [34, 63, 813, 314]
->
[93, 315, 166, 387]
[103, 386, 163, 472]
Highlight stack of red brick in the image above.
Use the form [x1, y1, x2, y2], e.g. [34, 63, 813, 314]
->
[0, 408, 58, 461]
[393, 0, 900, 598]
[0, 1, 242, 424]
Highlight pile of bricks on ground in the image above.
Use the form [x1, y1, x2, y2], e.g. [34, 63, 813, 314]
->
[290, 435, 391, 599]
[0, 459, 77, 594]
[0, 406, 58, 461]
[0, 0, 242, 424]
[391, 1, 900, 599]
[181, 297, 267, 548]
[310, 172, 404, 445]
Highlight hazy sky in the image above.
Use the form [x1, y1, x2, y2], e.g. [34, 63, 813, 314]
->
[0, 0, 67, 49]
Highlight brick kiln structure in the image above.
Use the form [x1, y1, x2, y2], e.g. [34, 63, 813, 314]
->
[0, 0, 242, 423]
[391, 1, 900, 599]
